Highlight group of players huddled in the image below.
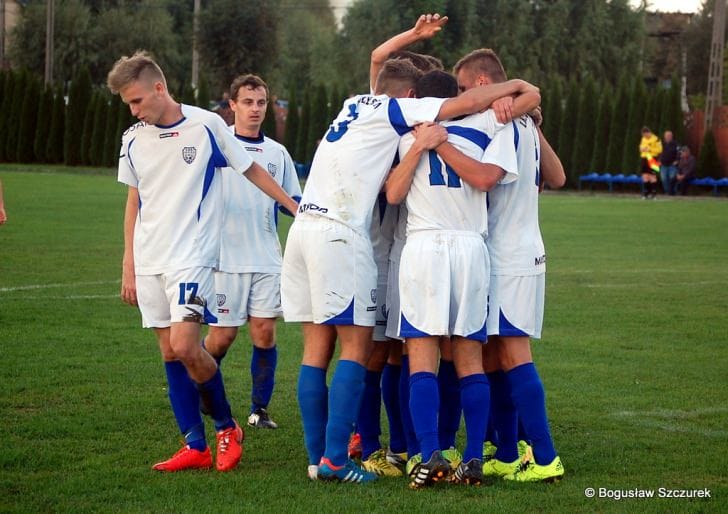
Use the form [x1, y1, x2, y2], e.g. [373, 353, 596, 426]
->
[110, 12, 565, 488]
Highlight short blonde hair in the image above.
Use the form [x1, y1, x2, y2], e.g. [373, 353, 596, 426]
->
[107, 50, 166, 94]
[453, 49, 507, 83]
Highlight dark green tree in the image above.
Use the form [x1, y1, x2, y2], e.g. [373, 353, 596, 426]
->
[16, 74, 41, 163]
[5, 70, 28, 163]
[65, 67, 93, 166]
[81, 92, 99, 166]
[696, 130, 722, 179]
[104, 94, 123, 167]
[91, 92, 109, 167]
[180, 82, 196, 106]
[0, 70, 17, 162]
[542, 76, 563, 150]
[557, 79, 579, 177]
[198, 0, 279, 94]
[605, 75, 631, 172]
[642, 88, 660, 137]
[262, 99, 278, 141]
[34, 85, 55, 163]
[306, 85, 329, 163]
[296, 87, 311, 163]
[46, 86, 66, 164]
[284, 86, 300, 160]
[590, 85, 613, 173]
[663, 75, 685, 143]
[197, 73, 211, 110]
[569, 76, 599, 184]
[622, 77, 648, 174]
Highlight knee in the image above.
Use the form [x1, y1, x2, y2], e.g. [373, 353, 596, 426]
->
[250, 320, 276, 349]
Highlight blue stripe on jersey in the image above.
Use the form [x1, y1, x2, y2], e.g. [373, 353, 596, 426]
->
[322, 298, 355, 325]
[127, 137, 137, 171]
[388, 99, 413, 136]
[512, 120, 520, 150]
[399, 314, 432, 338]
[446, 126, 491, 151]
[197, 127, 229, 221]
[498, 308, 529, 337]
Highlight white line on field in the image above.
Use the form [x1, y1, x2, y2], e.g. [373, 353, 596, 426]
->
[0, 294, 119, 300]
[583, 281, 722, 288]
[612, 407, 728, 438]
[0, 280, 119, 292]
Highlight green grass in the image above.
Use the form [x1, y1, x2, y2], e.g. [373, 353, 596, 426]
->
[1, 167, 727, 513]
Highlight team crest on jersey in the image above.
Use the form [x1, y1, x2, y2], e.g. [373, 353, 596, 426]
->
[182, 146, 197, 164]
[216, 294, 227, 307]
[267, 163, 278, 177]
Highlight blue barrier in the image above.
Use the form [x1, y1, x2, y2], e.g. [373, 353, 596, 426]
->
[579, 172, 728, 196]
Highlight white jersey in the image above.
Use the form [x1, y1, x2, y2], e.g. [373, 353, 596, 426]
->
[117, 104, 253, 275]
[218, 131, 302, 273]
[399, 110, 517, 236]
[297, 94, 445, 236]
[486, 114, 545, 275]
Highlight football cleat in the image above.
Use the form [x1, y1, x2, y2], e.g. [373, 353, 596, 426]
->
[505, 455, 564, 483]
[362, 448, 403, 477]
[386, 449, 408, 470]
[247, 408, 278, 429]
[152, 445, 212, 472]
[408, 451, 451, 489]
[518, 440, 533, 461]
[318, 457, 378, 483]
[307, 464, 319, 481]
[483, 441, 497, 461]
[215, 420, 244, 472]
[405, 453, 422, 477]
[451, 458, 483, 486]
[482, 457, 520, 478]
[347, 433, 362, 460]
[441, 447, 462, 470]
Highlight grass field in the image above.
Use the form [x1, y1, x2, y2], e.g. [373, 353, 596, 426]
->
[1, 166, 727, 513]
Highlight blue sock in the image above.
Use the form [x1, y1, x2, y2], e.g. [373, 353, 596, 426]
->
[324, 360, 366, 467]
[409, 371, 439, 463]
[437, 359, 461, 449]
[399, 356, 420, 457]
[297, 365, 328, 466]
[518, 417, 528, 443]
[164, 361, 206, 451]
[250, 345, 277, 412]
[488, 371, 518, 462]
[197, 368, 234, 432]
[486, 414, 500, 447]
[460, 373, 490, 463]
[357, 370, 382, 460]
[507, 363, 557, 465]
[201, 338, 225, 366]
[382, 363, 406, 454]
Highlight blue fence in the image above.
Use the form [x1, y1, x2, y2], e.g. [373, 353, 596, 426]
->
[578, 172, 728, 196]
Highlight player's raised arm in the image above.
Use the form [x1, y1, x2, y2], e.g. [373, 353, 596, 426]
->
[538, 127, 566, 189]
[437, 79, 540, 122]
[385, 122, 448, 204]
[370, 13, 448, 91]
[243, 162, 299, 216]
[121, 186, 139, 306]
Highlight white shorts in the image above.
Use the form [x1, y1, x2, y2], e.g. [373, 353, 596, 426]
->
[384, 250, 402, 341]
[398, 231, 489, 341]
[211, 272, 282, 327]
[373, 259, 389, 342]
[281, 216, 377, 326]
[136, 267, 217, 328]
[486, 273, 545, 339]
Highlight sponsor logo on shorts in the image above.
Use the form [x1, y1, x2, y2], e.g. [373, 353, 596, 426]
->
[217, 308, 230, 314]
[268, 163, 278, 177]
[159, 131, 179, 139]
[298, 203, 328, 214]
[367, 306, 377, 312]
[182, 146, 197, 164]
[535, 254, 546, 266]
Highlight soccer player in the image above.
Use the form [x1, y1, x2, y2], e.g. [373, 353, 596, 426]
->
[282, 55, 538, 483]
[109, 51, 298, 472]
[354, 14, 448, 478]
[387, 70, 537, 488]
[453, 48, 566, 483]
[202, 74, 302, 430]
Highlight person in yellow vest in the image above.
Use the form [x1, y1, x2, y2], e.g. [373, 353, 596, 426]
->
[639, 126, 662, 199]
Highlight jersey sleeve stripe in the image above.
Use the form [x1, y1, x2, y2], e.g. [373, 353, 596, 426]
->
[388, 99, 413, 136]
[446, 126, 491, 151]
